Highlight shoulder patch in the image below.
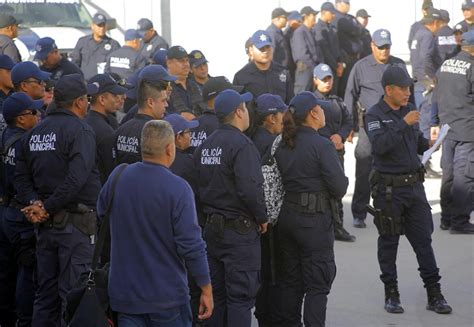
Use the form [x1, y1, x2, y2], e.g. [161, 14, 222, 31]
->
[367, 121, 381, 132]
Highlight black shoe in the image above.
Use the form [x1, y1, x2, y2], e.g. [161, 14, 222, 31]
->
[353, 218, 366, 228]
[425, 164, 442, 179]
[440, 221, 451, 230]
[384, 284, 404, 314]
[426, 283, 452, 314]
[450, 223, 474, 234]
[334, 227, 356, 242]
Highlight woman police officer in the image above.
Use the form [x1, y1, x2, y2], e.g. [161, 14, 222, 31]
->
[274, 91, 349, 326]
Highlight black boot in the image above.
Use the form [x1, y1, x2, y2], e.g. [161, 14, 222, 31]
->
[426, 283, 452, 314]
[384, 284, 404, 313]
[334, 226, 356, 242]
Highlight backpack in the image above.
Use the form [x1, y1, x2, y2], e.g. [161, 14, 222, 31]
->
[261, 135, 285, 225]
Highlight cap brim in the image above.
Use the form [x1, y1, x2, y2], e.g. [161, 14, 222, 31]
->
[125, 87, 137, 99]
[34, 51, 48, 61]
[317, 99, 332, 110]
[87, 83, 99, 96]
[108, 84, 128, 95]
[191, 58, 208, 68]
[186, 120, 199, 129]
[315, 72, 333, 80]
[137, 30, 146, 37]
[255, 41, 272, 49]
[30, 99, 45, 110]
[0, 63, 15, 71]
[374, 40, 392, 47]
[36, 70, 51, 81]
[241, 92, 253, 103]
[162, 74, 177, 82]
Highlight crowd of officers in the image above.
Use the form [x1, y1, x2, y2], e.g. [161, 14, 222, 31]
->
[0, 0, 472, 326]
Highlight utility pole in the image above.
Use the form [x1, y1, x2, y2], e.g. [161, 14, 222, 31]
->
[161, 0, 171, 44]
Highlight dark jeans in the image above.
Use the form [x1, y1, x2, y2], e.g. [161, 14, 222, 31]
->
[117, 304, 192, 327]
[0, 206, 17, 327]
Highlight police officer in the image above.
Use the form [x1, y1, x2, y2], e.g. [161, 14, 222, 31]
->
[291, 6, 322, 94]
[34, 37, 82, 80]
[0, 54, 15, 115]
[365, 65, 452, 315]
[435, 10, 458, 62]
[152, 48, 168, 67]
[313, 2, 343, 95]
[1, 93, 41, 326]
[234, 30, 293, 103]
[71, 13, 121, 80]
[434, 30, 474, 234]
[105, 29, 147, 79]
[356, 9, 372, 58]
[266, 8, 291, 70]
[345, 29, 411, 228]
[0, 14, 21, 63]
[85, 74, 127, 184]
[283, 11, 302, 83]
[189, 76, 243, 152]
[275, 91, 348, 326]
[408, 1, 433, 50]
[332, 0, 364, 98]
[313, 64, 355, 242]
[454, 0, 474, 32]
[166, 46, 206, 118]
[188, 50, 210, 90]
[137, 18, 169, 62]
[15, 74, 101, 325]
[113, 65, 174, 165]
[11, 62, 50, 106]
[195, 89, 268, 326]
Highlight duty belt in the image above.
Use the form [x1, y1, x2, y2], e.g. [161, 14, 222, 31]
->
[205, 213, 257, 235]
[370, 169, 424, 187]
[284, 191, 330, 214]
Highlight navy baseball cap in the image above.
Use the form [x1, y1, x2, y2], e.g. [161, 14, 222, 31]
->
[287, 11, 303, 21]
[300, 6, 319, 16]
[89, 74, 127, 95]
[202, 76, 244, 101]
[461, 29, 474, 45]
[272, 8, 290, 19]
[152, 49, 168, 67]
[321, 2, 337, 13]
[256, 94, 287, 116]
[422, 0, 433, 10]
[124, 29, 141, 41]
[215, 89, 253, 118]
[3, 93, 43, 122]
[372, 29, 392, 47]
[289, 92, 330, 119]
[0, 15, 21, 29]
[381, 65, 413, 88]
[0, 54, 15, 70]
[439, 9, 450, 23]
[34, 37, 57, 61]
[251, 30, 272, 50]
[54, 73, 99, 102]
[164, 114, 199, 135]
[138, 64, 177, 82]
[11, 62, 51, 85]
[356, 9, 371, 18]
[421, 7, 442, 23]
[189, 50, 208, 68]
[313, 64, 333, 80]
[137, 18, 153, 36]
[462, 0, 474, 10]
[167, 46, 188, 60]
[92, 13, 107, 25]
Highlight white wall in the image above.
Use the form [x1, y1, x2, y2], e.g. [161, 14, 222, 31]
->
[91, 0, 466, 80]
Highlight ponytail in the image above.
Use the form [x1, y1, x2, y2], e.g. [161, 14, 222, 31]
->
[282, 108, 304, 149]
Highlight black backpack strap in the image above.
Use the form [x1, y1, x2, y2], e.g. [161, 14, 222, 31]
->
[91, 164, 128, 271]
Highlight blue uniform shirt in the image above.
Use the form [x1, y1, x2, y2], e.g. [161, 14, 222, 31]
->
[275, 126, 348, 198]
[266, 23, 291, 68]
[105, 45, 147, 79]
[454, 20, 474, 32]
[291, 25, 323, 69]
[189, 109, 219, 152]
[435, 25, 458, 62]
[313, 19, 341, 71]
[314, 90, 352, 142]
[39, 57, 83, 80]
[139, 32, 169, 63]
[1, 126, 25, 201]
[408, 20, 423, 50]
[365, 97, 429, 174]
[251, 126, 276, 158]
[14, 107, 101, 214]
[233, 62, 293, 104]
[71, 34, 121, 80]
[194, 124, 268, 224]
[170, 149, 198, 194]
[410, 25, 442, 81]
[113, 113, 153, 166]
[332, 11, 364, 57]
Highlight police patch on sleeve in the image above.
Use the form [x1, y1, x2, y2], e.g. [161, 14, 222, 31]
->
[368, 121, 381, 132]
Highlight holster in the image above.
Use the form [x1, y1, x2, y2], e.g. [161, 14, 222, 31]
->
[68, 204, 97, 236]
[357, 103, 366, 129]
[367, 205, 405, 236]
[284, 192, 328, 215]
[206, 214, 256, 236]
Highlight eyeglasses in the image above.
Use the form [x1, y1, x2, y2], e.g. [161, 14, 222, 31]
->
[377, 45, 391, 50]
[15, 109, 38, 117]
[23, 79, 46, 86]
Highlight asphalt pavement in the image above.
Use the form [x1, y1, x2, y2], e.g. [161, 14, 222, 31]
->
[251, 137, 474, 327]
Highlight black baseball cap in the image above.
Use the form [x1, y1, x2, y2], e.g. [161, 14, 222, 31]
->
[89, 74, 127, 95]
[300, 6, 319, 16]
[167, 46, 188, 60]
[356, 9, 371, 18]
[92, 13, 107, 25]
[382, 65, 413, 88]
[0, 15, 21, 29]
[54, 73, 99, 102]
[272, 8, 290, 19]
[421, 7, 442, 24]
[202, 76, 244, 101]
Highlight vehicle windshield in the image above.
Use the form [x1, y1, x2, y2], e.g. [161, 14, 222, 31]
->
[0, 1, 92, 28]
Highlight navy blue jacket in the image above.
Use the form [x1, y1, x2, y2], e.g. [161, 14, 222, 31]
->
[139, 32, 169, 62]
[410, 25, 442, 81]
[332, 11, 363, 57]
[291, 25, 323, 69]
[434, 51, 474, 142]
[435, 25, 458, 63]
[1, 126, 25, 201]
[275, 126, 348, 198]
[15, 107, 101, 214]
[85, 109, 118, 184]
[40, 57, 83, 80]
[0, 35, 21, 63]
[113, 113, 152, 166]
[365, 98, 429, 174]
[233, 62, 293, 104]
[105, 45, 147, 79]
[251, 126, 276, 158]
[315, 90, 352, 142]
[120, 103, 138, 125]
[454, 20, 474, 32]
[0, 90, 12, 132]
[360, 28, 372, 59]
[189, 109, 219, 152]
[167, 80, 206, 115]
[98, 162, 209, 314]
[194, 124, 267, 224]
[170, 149, 198, 194]
[266, 23, 291, 68]
[71, 34, 121, 80]
[408, 21, 423, 50]
[313, 19, 341, 71]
